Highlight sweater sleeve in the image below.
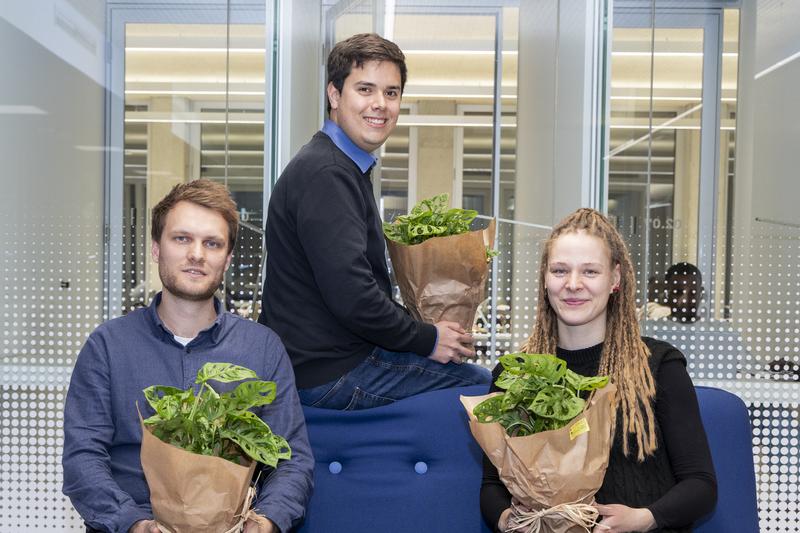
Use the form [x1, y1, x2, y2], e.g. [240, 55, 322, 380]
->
[62, 334, 153, 533]
[480, 363, 511, 532]
[295, 164, 436, 356]
[647, 352, 718, 528]
[251, 333, 314, 532]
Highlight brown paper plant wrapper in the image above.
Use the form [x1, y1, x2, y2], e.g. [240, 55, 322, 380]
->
[139, 411, 264, 533]
[461, 384, 617, 533]
[386, 218, 496, 331]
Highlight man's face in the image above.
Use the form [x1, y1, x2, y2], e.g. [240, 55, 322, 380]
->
[327, 60, 402, 153]
[666, 273, 702, 322]
[152, 201, 232, 302]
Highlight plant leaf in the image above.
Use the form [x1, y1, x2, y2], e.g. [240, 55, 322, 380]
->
[221, 410, 292, 468]
[220, 380, 277, 413]
[530, 386, 585, 421]
[196, 362, 258, 385]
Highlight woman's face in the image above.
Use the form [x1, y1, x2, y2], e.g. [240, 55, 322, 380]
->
[545, 231, 621, 342]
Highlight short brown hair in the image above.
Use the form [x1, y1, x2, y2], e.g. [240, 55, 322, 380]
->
[151, 178, 239, 253]
[326, 33, 407, 113]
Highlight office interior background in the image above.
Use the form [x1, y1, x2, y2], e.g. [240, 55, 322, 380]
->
[1, 0, 798, 530]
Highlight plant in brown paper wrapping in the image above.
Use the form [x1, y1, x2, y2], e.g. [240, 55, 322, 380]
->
[139, 362, 291, 533]
[383, 194, 497, 330]
[461, 353, 616, 533]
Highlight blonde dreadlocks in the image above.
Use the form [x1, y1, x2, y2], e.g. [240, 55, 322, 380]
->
[521, 208, 657, 460]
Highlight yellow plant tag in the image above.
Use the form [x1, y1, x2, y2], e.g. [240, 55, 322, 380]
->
[569, 417, 590, 440]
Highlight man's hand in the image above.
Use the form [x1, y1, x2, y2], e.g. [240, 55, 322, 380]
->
[593, 504, 656, 533]
[128, 520, 160, 533]
[243, 517, 276, 533]
[429, 321, 475, 364]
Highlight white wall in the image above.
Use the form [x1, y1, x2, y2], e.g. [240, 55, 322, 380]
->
[730, 0, 800, 370]
[277, 0, 323, 172]
[514, 0, 599, 228]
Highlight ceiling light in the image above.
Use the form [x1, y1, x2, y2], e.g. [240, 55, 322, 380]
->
[403, 49, 518, 56]
[0, 105, 47, 115]
[754, 48, 800, 80]
[125, 47, 266, 53]
[125, 89, 264, 96]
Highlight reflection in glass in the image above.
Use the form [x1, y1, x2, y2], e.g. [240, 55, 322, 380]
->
[121, 16, 265, 316]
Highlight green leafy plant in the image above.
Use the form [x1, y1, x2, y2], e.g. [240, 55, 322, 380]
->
[142, 362, 291, 467]
[383, 193, 479, 245]
[473, 353, 609, 437]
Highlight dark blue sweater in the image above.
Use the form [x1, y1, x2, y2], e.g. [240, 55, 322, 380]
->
[62, 294, 313, 533]
[260, 128, 437, 388]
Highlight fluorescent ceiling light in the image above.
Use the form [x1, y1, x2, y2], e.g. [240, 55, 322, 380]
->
[75, 145, 123, 152]
[126, 89, 264, 96]
[612, 51, 738, 58]
[611, 96, 702, 102]
[0, 105, 47, 115]
[403, 92, 517, 100]
[125, 47, 265, 53]
[125, 118, 264, 124]
[754, 48, 800, 80]
[403, 49, 518, 56]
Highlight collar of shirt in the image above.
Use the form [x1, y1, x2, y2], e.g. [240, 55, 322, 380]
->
[145, 291, 225, 346]
[321, 119, 377, 174]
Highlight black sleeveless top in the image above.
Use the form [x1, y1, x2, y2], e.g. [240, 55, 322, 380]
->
[480, 337, 717, 532]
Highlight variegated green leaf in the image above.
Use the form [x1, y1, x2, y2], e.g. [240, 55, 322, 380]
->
[196, 362, 258, 385]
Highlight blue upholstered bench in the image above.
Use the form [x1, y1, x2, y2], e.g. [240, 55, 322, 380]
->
[298, 385, 758, 533]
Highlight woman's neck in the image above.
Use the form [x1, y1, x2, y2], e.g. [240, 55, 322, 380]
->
[556, 320, 606, 350]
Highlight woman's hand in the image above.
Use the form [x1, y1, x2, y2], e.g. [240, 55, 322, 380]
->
[593, 504, 656, 533]
[498, 507, 513, 531]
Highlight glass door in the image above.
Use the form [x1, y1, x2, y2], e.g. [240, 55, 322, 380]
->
[107, 2, 269, 318]
[608, 8, 723, 322]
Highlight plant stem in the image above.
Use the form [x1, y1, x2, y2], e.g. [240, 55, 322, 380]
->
[188, 382, 210, 421]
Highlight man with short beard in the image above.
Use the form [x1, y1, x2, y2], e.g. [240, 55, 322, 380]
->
[62, 179, 313, 533]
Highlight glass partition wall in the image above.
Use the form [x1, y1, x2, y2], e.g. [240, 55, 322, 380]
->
[608, 3, 798, 531]
[113, 4, 268, 319]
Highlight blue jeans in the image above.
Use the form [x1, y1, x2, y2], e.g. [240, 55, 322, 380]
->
[297, 347, 492, 410]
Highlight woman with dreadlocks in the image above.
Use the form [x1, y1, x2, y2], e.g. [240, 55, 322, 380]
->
[481, 208, 717, 533]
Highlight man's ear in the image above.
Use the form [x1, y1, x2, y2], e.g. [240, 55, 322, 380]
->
[224, 252, 233, 272]
[151, 240, 161, 263]
[327, 82, 341, 111]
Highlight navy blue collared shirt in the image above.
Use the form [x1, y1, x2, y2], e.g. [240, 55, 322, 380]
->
[62, 294, 313, 533]
[321, 118, 377, 173]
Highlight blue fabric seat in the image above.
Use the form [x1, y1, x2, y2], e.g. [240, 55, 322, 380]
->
[694, 386, 759, 533]
[298, 385, 492, 533]
[298, 385, 758, 533]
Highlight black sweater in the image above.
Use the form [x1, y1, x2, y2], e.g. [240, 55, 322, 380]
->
[259, 132, 437, 388]
[480, 337, 717, 532]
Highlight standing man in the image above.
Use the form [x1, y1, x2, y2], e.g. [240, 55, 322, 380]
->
[259, 33, 490, 410]
[63, 179, 313, 533]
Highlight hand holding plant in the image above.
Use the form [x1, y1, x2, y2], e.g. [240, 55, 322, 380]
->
[462, 356, 616, 533]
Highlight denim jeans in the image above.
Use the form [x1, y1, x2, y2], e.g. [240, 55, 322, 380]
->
[297, 347, 492, 410]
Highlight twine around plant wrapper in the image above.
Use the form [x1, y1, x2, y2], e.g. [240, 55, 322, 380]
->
[505, 498, 600, 533]
[155, 486, 271, 533]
